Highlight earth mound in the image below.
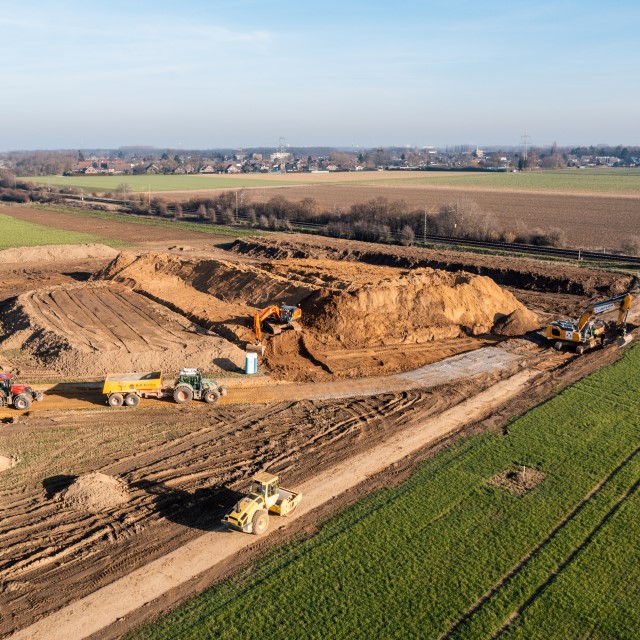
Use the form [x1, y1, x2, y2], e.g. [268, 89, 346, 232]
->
[0, 455, 19, 472]
[492, 308, 540, 336]
[0, 281, 244, 376]
[61, 473, 129, 513]
[0, 243, 119, 264]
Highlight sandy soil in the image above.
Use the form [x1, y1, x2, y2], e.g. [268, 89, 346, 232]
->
[1, 283, 244, 376]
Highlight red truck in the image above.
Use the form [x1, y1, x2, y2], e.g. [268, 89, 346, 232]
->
[0, 373, 43, 410]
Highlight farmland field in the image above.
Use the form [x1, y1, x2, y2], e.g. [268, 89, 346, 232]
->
[0, 212, 122, 249]
[23, 168, 640, 195]
[128, 345, 640, 640]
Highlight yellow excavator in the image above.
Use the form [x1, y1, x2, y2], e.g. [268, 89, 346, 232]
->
[222, 472, 302, 535]
[546, 292, 633, 354]
[246, 303, 302, 355]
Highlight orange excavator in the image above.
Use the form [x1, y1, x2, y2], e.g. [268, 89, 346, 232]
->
[247, 304, 302, 355]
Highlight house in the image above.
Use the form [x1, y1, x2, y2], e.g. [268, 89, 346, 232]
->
[225, 164, 241, 174]
[199, 165, 216, 174]
[144, 164, 161, 174]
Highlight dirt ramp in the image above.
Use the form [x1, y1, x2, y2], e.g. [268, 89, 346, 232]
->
[304, 269, 527, 348]
[0, 243, 119, 265]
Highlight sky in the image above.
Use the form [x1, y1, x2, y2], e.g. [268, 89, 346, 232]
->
[1, 0, 639, 150]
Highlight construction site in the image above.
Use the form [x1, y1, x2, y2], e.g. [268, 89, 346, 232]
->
[0, 229, 638, 639]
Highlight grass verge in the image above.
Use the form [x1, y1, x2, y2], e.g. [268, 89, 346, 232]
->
[0, 213, 127, 249]
[127, 344, 640, 640]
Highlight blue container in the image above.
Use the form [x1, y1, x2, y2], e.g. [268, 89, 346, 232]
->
[245, 352, 258, 375]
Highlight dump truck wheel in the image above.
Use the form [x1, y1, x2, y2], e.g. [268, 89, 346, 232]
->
[173, 386, 193, 404]
[203, 389, 220, 404]
[124, 393, 140, 407]
[108, 393, 124, 407]
[13, 394, 31, 410]
[252, 509, 269, 535]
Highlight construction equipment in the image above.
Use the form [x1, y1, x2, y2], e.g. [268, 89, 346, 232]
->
[103, 369, 227, 407]
[546, 292, 633, 354]
[247, 304, 302, 355]
[172, 368, 227, 404]
[222, 471, 301, 535]
[103, 371, 164, 407]
[0, 374, 43, 410]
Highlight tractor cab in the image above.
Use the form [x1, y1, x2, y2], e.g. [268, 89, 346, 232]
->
[176, 367, 203, 389]
[0, 373, 11, 394]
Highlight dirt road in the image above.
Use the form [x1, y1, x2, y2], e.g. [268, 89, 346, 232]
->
[0, 346, 527, 420]
[9, 368, 536, 640]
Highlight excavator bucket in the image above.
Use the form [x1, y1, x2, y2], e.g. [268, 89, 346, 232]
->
[246, 343, 265, 356]
[617, 334, 634, 348]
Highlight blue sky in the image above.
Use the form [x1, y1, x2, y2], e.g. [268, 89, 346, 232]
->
[1, 0, 639, 150]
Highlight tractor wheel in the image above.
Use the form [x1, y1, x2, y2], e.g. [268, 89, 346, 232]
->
[124, 393, 140, 407]
[575, 345, 585, 355]
[173, 385, 193, 405]
[13, 394, 31, 411]
[108, 393, 124, 407]
[251, 509, 269, 535]
[203, 389, 220, 404]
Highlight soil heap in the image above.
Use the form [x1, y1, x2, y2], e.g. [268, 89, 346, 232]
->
[61, 473, 129, 513]
[492, 308, 540, 336]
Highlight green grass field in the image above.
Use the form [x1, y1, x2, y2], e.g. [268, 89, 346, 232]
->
[22, 174, 304, 193]
[0, 213, 125, 249]
[128, 345, 640, 640]
[23, 168, 640, 196]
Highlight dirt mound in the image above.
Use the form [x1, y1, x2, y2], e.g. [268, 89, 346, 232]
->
[0, 455, 19, 472]
[61, 473, 129, 513]
[492, 308, 540, 336]
[0, 282, 244, 376]
[303, 268, 528, 348]
[0, 244, 119, 265]
[488, 466, 545, 495]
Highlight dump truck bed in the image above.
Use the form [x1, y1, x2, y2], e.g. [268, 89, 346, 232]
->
[102, 372, 163, 395]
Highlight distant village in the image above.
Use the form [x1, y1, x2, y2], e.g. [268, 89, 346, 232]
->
[2, 143, 640, 177]
[66, 146, 640, 176]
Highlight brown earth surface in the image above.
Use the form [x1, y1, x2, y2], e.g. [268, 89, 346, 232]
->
[0, 232, 637, 638]
[0, 283, 244, 377]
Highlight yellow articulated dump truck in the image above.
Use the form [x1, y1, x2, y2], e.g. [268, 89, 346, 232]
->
[102, 371, 164, 407]
[222, 471, 302, 535]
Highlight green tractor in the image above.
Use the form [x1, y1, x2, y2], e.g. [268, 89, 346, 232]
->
[172, 368, 227, 405]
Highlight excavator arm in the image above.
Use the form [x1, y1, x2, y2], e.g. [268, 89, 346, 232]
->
[577, 293, 633, 332]
[253, 305, 281, 342]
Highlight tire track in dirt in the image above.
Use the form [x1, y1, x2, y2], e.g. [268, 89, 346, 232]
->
[6, 369, 537, 640]
[0, 350, 520, 637]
